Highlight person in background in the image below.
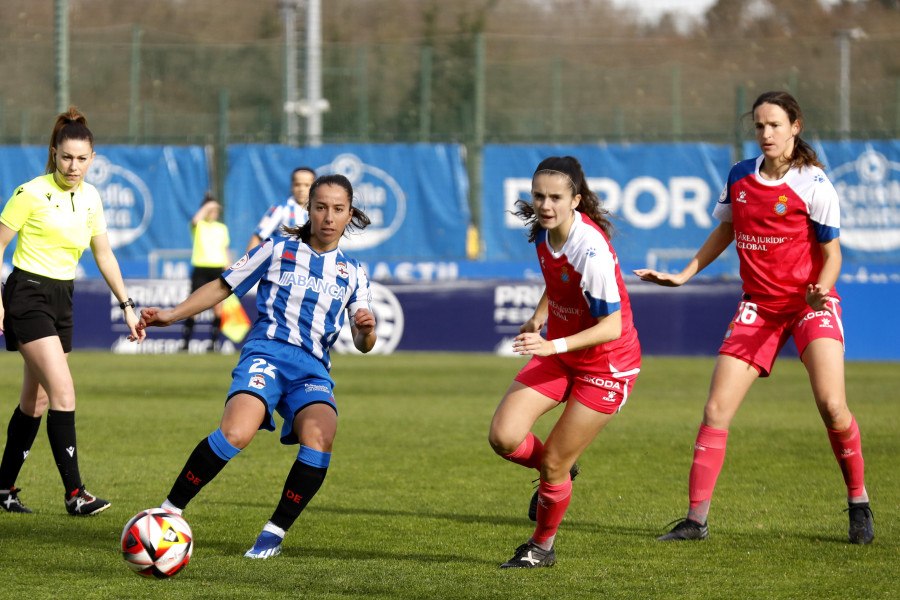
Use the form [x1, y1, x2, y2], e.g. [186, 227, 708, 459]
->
[181, 192, 230, 352]
[488, 156, 641, 568]
[245, 166, 316, 252]
[139, 173, 376, 559]
[635, 90, 874, 545]
[0, 107, 144, 515]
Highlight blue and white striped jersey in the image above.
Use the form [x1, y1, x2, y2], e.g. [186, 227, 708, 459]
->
[253, 197, 307, 241]
[223, 235, 372, 368]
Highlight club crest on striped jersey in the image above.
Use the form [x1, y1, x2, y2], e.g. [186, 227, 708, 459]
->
[230, 255, 249, 270]
[336, 261, 349, 279]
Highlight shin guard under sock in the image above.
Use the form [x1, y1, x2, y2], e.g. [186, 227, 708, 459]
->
[0, 407, 42, 489]
[269, 446, 330, 532]
[827, 415, 868, 502]
[503, 433, 544, 471]
[687, 423, 728, 524]
[167, 429, 239, 509]
[532, 477, 572, 546]
[46, 409, 82, 495]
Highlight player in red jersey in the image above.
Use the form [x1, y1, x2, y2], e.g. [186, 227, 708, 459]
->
[635, 91, 874, 544]
[489, 156, 641, 568]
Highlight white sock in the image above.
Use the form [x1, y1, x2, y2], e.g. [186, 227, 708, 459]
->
[161, 499, 183, 515]
[530, 535, 554, 551]
[263, 521, 286, 539]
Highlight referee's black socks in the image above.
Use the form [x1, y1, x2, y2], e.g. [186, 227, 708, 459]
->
[46, 409, 82, 496]
[0, 406, 42, 489]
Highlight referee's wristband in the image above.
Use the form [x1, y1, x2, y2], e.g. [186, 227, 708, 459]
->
[552, 338, 567, 355]
[119, 298, 136, 310]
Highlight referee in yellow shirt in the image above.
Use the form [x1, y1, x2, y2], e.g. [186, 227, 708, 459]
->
[0, 108, 144, 515]
[181, 192, 231, 352]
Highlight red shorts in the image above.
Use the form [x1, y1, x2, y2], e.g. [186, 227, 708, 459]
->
[719, 297, 844, 377]
[514, 354, 640, 414]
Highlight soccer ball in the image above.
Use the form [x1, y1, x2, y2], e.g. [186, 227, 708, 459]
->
[121, 508, 193, 578]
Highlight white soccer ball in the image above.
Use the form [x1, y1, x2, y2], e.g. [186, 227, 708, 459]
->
[121, 508, 193, 578]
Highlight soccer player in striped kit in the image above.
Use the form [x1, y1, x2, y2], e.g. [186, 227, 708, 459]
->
[489, 156, 641, 568]
[635, 91, 874, 544]
[139, 173, 376, 559]
[245, 167, 316, 253]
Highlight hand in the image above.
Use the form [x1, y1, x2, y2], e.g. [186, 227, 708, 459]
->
[632, 268, 685, 287]
[806, 284, 833, 313]
[520, 315, 545, 334]
[124, 307, 146, 343]
[352, 308, 376, 335]
[139, 307, 176, 328]
[512, 332, 553, 357]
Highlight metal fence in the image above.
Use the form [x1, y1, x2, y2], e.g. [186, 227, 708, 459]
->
[2, 24, 899, 146]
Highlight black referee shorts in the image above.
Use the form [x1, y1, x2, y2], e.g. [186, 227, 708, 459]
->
[2, 268, 74, 352]
[190, 265, 226, 293]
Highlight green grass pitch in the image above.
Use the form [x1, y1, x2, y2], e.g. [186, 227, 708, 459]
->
[0, 351, 896, 599]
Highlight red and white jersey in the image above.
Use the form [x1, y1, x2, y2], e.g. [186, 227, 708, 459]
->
[714, 156, 841, 304]
[535, 211, 640, 370]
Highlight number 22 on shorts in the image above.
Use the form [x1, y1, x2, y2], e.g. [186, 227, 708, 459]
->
[249, 358, 278, 378]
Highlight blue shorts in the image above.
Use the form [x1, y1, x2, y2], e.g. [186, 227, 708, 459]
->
[227, 338, 336, 445]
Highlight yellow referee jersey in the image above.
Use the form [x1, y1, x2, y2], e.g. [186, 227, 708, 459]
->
[0, 174, 107, 280]
[191, 219, 230, 268]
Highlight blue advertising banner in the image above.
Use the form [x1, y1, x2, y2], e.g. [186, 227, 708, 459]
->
[67, 278, 898, 360]
[0, 145, 211, 278]
[225, 144, 470, 261]
[481, 143, 735, 275]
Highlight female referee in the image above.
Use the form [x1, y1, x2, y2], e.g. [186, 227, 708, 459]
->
[635, 91, 874, 544]
[0, 107, 144, 516]
[488, 155, 641, 568]
[139, 173, 376, 559]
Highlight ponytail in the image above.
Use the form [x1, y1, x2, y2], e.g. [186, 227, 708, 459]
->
[45, 107, 94, 174]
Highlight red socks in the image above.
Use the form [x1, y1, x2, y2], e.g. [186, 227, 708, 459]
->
[827, 415, 868, 502]
[687, 423, 729, 524]
[503, 432, 544, 471]
[504, 435, 569, 547]
[532, 477, 572, 545]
